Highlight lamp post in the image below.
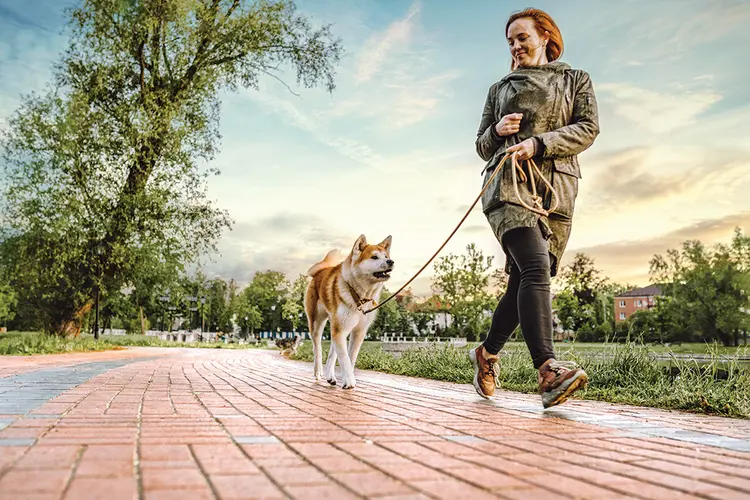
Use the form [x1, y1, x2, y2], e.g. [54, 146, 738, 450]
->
[167, 305, 177, 334]
[199, 295, 206, 336]
[271, 304, 276, 338]
[159, 291, 170, 332]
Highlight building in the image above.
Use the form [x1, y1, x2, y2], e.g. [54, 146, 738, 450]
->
[614, 284, 662, 323]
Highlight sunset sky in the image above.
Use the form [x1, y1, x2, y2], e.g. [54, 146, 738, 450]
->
[1, 0, 749, 296]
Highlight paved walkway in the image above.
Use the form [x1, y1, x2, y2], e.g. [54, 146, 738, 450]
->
[0, 348, 749, 500]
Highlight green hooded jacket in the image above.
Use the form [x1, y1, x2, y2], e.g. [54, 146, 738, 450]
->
[475, 60, 600, 275]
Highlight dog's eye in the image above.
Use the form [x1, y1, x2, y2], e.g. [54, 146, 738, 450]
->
[370, 255, 378, 260]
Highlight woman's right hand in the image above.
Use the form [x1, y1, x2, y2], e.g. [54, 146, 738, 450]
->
[494, 113, 523, 136]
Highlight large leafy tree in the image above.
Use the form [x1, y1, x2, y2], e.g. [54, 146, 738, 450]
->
[650, 228, 750, 346]
[0, 0, 342, 335]
[240, 270, 289, 331]
[431, 243, 495, 341]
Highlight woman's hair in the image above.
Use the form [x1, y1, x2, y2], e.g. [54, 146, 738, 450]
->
[506, 8, 564, 70]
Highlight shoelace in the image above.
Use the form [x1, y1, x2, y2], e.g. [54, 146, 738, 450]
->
[548, 360, 580, 376]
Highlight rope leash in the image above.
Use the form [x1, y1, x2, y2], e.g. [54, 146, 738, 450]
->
[360, 151, 559, 314]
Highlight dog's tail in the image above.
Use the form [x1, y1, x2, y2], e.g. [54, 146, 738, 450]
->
[306, 249, 342, 277]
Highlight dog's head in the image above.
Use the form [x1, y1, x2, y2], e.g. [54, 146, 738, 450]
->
[348, 234, 394, 283]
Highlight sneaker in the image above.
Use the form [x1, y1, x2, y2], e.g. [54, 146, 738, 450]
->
[469, 346, 500, 399]
[538, 359, 588, 408]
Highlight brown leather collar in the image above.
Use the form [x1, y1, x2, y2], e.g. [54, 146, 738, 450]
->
[345, 280, 376, 311]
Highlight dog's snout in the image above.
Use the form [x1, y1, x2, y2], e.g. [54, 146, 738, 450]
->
[386, 259, 394, 267]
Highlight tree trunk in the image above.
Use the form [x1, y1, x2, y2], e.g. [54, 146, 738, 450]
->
[139, 306, 147, 335]
[57, 300, 94, 337]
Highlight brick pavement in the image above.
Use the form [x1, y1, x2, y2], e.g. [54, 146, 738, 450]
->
[0, 348, 748, 499]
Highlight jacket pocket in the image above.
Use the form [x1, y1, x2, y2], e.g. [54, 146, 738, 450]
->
[553, 156, 581, 179]
[547, 166, 579, 219]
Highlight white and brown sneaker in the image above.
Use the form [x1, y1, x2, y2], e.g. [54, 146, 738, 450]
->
[538, 359, 588, 408]
[469, 346, 500, 399]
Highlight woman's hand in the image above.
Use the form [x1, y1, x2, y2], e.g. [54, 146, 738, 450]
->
[494, 113, 523, 136]
[506, 138, 536, 161]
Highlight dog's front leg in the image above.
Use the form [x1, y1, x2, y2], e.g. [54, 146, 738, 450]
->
[348, 324, 367, 369]
[333, 334, 357, 389]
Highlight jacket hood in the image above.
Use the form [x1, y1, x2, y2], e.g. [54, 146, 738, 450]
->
[500, 60, 571, 83]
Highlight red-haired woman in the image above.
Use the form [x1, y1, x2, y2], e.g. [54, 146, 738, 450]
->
[469, 8, 600, 408]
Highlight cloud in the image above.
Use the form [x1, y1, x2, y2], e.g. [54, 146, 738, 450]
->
[596, 83, 721, 134]
[355, 2, 420, 84]
[201, 213, 355, 286]
[667, 1, 750, 51]
[607, 1, 750, 64]
[562, 212, 750, 285]
[584, 146, 750, 207]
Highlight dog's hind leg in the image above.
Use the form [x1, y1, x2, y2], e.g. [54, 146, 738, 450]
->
[310, 318, 327, 381]
[324, 341, 338, 385]
[308, 305, 328, 381]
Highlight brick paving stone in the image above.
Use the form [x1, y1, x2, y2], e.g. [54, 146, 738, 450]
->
[0, 348, 747, 500]
[63, 477, 138, 500]
[141, 467, 208, 490]
[209, 473, 286, 499]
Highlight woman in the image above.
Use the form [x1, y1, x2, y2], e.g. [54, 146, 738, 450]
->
[469, 8, 600, 408]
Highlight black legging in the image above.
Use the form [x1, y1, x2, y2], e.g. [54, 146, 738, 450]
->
[482, 225, 555, 369]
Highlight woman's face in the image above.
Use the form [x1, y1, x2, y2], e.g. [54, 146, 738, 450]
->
[507, 18, 549, 68]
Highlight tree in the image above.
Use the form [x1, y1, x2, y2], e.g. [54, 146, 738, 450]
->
[241, 270, 289, 331]
[489, 268, 508, 301]
[557, 253, 612, 335]
[281, 298, 303, 332]
[431, 243, 495, 341]
[0, 0, 343, 335]
[0, 283, 17, 329]
[203, 278, 236, 332]
[234, 296, 262, 336]
[552, 290, 577, 333]
[650, 228, 750, 346]
[368, 286, 400, 339]
[284, 273, 308, 332]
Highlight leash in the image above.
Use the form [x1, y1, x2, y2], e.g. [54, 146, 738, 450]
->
[360, 151, 559, 314]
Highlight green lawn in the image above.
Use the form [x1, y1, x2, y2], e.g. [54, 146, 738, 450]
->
[291, 340, 750, 419]
[0, 331, 270, 356]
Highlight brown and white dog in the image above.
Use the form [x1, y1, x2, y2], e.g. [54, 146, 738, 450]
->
[304, 234, 394, 389]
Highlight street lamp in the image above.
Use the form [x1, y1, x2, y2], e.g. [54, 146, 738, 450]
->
[159, 291, 170, 332]
[199, 295, 206, 336]
[271, 304, 276, 340]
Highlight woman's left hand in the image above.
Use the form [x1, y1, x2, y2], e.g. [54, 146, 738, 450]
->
[506, 138, 536, 160]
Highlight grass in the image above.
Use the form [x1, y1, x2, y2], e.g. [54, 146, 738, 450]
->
[291, 341, 750, 418]
[0, 331, 270, 356]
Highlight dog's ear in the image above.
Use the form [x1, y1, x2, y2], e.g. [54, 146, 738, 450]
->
[379, 235, 392, 252]
[352, 234, 368, 255]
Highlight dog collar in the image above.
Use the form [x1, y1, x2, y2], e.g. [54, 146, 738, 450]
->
[346, 282, 376, 312]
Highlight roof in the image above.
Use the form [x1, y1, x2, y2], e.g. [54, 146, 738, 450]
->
[616, 284, 662, 298]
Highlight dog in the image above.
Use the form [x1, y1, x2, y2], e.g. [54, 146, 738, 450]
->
[275, 335, 304, 357]
[304, 234, 394, 389]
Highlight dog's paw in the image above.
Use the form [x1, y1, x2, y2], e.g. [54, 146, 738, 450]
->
[342, 376, 356, 390]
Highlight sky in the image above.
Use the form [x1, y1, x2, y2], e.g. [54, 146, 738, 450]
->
[1, 0, 749, 296]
